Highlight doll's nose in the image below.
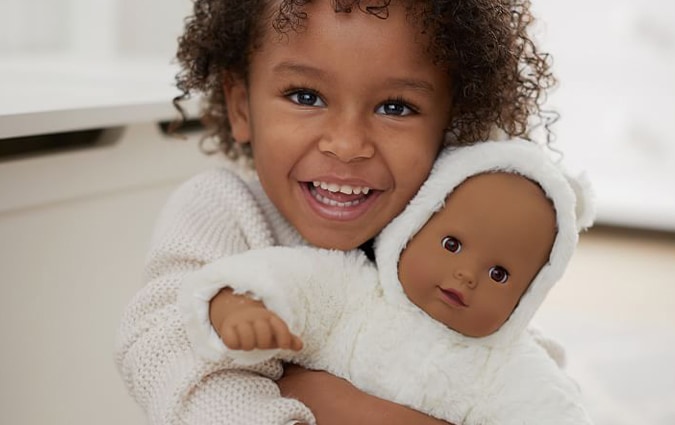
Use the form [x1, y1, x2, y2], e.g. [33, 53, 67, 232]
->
[454, 268, 477, 289]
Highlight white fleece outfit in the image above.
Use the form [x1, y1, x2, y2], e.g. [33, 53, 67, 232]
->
[180, 140, 596, 425]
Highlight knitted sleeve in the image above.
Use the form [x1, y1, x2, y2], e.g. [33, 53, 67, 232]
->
[114, 168, 315, 425]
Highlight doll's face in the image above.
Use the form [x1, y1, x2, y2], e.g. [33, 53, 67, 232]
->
[397, 172, 557, 337]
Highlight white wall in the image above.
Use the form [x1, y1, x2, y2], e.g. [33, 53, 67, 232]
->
[0, 0, 190, 59]
[533, 0, 675, 231]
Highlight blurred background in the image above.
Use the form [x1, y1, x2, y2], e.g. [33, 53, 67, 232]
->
[0, 0, 673, 424]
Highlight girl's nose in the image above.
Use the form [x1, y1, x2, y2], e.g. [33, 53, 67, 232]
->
[318, 114, 375, 162]
[454, 268, 477, 289]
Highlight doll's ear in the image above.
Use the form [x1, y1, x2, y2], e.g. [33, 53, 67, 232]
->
[564, 170, 596, 232]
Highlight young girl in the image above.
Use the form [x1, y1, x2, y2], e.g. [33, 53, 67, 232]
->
[115, 1, 555, 424]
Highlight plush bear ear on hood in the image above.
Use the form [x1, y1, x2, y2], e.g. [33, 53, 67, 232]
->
[374, 139, 595, 347]
[565, 169, 596, 232]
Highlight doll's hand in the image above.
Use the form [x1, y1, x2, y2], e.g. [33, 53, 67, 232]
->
[210, 288, 303, 351]
[278, 365, 454, 425]
[222, 305, 303, 351]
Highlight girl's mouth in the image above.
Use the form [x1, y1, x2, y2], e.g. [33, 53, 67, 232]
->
[309, 181, 372, 207]
[302, 181, 379, 220]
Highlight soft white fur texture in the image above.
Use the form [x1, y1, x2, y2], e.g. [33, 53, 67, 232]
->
[376, 139, 594, 347]
[179, 139, 595, 425]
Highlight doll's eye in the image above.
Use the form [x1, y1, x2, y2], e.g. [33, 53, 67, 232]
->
[441, 236, 462, 254]
[489, 266, 509, 284]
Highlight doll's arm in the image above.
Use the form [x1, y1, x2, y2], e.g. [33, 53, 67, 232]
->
[180, 245, 365, 364]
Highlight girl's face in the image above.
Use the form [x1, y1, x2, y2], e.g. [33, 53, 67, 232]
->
[225, 0, 453, 250]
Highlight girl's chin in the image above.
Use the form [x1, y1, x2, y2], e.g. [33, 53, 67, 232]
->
[297, 226, 367, 251]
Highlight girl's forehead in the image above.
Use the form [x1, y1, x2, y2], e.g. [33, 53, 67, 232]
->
[260, 0, 430, 54]
[253, 1, 447, 82]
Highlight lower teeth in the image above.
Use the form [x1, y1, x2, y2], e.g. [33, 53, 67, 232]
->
[311, 186, 364, 207]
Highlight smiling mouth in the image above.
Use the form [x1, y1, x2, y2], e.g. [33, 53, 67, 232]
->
[439, 287, 468, 307]
[307, 181, 374, 208]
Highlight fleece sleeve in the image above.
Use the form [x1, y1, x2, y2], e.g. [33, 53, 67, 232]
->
[114, 169, 315, 425]
[178, 246, 368, 365]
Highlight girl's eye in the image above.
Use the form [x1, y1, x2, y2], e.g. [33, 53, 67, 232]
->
[489, 266, 509, 284]
[287, 90, 326, 107]
[441, 236, 462, 254]
[376, 100, 416, 116]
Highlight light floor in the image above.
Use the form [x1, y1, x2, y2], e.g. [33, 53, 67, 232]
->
[535, 226, 675, 425]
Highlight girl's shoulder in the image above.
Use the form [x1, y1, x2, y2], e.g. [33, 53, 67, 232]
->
[175, 165, 258, 201]
[166, 166, 304, 248]
[152, 166, 267, 243]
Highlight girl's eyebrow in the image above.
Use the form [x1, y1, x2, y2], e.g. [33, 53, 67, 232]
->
[272, 61, 326, 80]
[383, 77, 434, 94]
[272, 61, 434, 94]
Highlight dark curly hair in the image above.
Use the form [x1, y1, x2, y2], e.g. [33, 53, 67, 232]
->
[174, 0, 556, 161]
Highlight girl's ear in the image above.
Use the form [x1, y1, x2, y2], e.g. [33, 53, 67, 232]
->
[223, 76, 252, 144]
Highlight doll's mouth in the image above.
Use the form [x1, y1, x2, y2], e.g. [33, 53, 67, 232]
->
[439, 287, 468, 307]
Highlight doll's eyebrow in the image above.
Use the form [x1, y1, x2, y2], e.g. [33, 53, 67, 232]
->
[272, 61, 434, 94]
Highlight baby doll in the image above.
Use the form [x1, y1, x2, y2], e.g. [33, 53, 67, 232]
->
[179, 140, 596, 425]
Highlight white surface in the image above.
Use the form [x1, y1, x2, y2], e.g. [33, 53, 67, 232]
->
[0, 123, 220, 425]
[0, 123, 214, 213]
[535, 228, 675, 425]
[0, 56, 198, 138]
[535, 0, 675, 232]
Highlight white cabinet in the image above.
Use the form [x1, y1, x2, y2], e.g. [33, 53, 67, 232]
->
[0, 59, 219, 425]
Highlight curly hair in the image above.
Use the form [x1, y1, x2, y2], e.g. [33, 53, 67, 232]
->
[174, 0, 556, 161]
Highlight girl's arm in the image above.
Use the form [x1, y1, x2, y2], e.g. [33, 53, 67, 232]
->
[279, 366, 454, 425]
[115, 169, 314, 425]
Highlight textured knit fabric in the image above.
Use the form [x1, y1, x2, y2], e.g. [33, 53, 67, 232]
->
[114, 166, 315, 425]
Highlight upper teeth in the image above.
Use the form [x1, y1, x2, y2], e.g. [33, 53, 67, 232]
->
[313, 181, 370, 195]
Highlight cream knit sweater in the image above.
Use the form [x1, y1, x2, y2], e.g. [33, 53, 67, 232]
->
[115, 166, 315, 425]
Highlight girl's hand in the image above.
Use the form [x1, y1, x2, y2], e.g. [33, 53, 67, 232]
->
[278, 365, 454, 425]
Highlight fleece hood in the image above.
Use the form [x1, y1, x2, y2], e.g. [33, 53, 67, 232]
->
[374, 139, 594, 346]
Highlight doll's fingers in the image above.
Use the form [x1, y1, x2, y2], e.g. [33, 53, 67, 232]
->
[222, 325, 241, 349]
[253, 319, 274, 349]
[269, 315, 293, 349]
[235, 323, 257, 351]
[290, 334, 303, 351]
